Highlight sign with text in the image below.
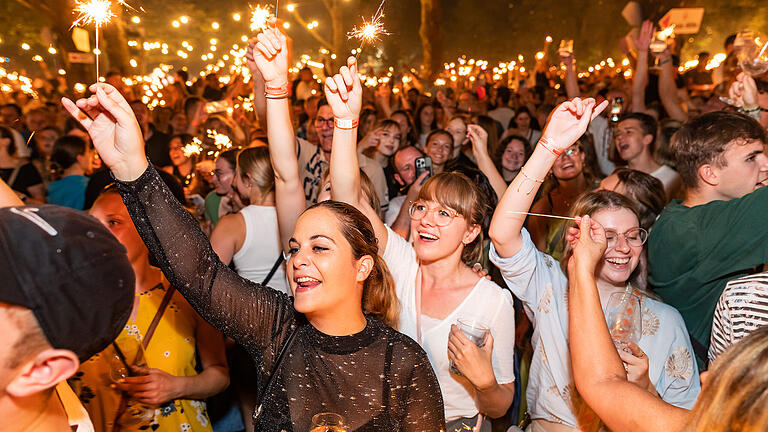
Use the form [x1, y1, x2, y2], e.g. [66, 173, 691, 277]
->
[659, 8, 705, 35]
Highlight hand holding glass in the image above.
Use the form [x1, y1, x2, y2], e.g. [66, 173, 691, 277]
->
[449, 319, 490, 376]
[310, 412, 349, 432]
[605, 292, 642, 351]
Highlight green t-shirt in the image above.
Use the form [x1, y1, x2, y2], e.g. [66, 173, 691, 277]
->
[204, 190, 224, 226]
[648, 185, 768, 364]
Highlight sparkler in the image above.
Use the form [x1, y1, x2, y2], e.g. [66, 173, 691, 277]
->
[182, 138, 203, 157]
[506, 211, 578, 221]
[249, 5, 273, 32]
[348, 0, 389, 59]
[71, 0, 137, 81]
[206, 129, 234, 157]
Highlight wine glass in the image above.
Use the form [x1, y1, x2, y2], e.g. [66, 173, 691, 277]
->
[109, 336, 156, 426]
[449, 319, 490, 376]
[735, 30, 768, 76]
[604, 292, 642, 351]
[310, 412, 349, 432]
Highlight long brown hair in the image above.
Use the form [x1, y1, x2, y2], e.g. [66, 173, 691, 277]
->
[306, 200, 399, 328]
[685, 326, 768, 432]
[416, 171, 489, 267]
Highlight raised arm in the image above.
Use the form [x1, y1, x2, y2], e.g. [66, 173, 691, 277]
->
[631, 21, 653, 114]
[61, 83, 294, 354]
[467, 124, 506, 200]
[566, 216, 688, 432]
[326, 57, 389, 251]
[489, 98, 608, 257]
[657, 49, 689, 122]
[561, 52, 580, 99]
[247, 24, 306, 253]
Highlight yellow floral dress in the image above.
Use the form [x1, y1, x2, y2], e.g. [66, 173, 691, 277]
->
[69, 284, 214, 432]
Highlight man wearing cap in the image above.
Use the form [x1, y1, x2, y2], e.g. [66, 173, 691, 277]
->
[0, 177, 135, 431]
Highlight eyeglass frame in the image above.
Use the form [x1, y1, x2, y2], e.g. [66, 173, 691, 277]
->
[408, 201, 460, 227]
[604, 227, 648, 249]
[558, 145, 582, 158]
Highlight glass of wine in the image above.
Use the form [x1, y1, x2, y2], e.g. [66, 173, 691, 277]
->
[604, 292, 642, 351]
[109, 336, 156, 426]
[449, 319, 490, 376]
[736, 30, 768, 76]
[310, 412, 349, 432]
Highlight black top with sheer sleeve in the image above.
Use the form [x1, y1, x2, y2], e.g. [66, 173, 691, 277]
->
[115, 164, 446, 432]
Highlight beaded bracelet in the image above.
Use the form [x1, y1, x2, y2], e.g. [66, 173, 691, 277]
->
[537, 137, 562, 157]
[334, 118, 359, 130]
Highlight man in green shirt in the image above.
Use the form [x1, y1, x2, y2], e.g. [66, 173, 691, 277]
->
[648, 107, 768, 367]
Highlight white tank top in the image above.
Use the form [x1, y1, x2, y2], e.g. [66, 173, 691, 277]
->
[232, 205, 290, 295]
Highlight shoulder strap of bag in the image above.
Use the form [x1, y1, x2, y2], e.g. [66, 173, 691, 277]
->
[261, 254, 285, 286]
[142, 284, 176, 349]
[254, 320, 300, 419]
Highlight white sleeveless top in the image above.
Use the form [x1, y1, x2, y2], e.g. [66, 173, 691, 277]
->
[232, 205, 290, 295]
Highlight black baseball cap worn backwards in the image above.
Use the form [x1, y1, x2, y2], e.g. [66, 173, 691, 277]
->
[0, 205, 135, 361]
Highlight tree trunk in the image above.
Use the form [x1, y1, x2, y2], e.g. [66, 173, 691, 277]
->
[419, 0, 442, 79]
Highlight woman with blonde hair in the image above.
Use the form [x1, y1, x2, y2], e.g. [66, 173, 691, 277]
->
[325, 56, 516, 430]
[567, 215, 768, 432]
[63, 27, 446, 432]
[211, 146, 288, 294]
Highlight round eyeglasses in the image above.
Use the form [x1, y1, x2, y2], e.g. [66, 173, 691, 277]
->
[408, 202, 458, 227]
[605, 227, 648, 249]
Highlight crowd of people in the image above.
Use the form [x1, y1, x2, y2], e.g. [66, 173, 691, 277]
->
[2, 16, 768, 432]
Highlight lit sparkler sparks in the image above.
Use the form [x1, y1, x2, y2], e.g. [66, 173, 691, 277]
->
[206, 129, 234, 157]
[348, 0, 389, 58]
[658, 25, 675, 40]
[250, 5, 273, 32]
[71, 0, 138, 82]
[183, 138, 203, 157]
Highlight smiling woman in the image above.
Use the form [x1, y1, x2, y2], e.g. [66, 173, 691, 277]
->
[326, 57, 516, 430]
[488, 98, 700, 431]
[61, 23, 448, 431]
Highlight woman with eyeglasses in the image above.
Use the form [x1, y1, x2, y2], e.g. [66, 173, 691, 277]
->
[326, 56, 516, 431]
[528, 136, 600, 261]
[488, 97, 700, 432]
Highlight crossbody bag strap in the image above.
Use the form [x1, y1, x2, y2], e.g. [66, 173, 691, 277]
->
[261, 254, 285, 286]
[142, 284, 176, 350]
[6, 163, 22, 189]
[254, 321, 300, 420]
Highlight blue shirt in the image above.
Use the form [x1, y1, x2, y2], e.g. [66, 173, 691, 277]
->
[48, 175, 90, 210]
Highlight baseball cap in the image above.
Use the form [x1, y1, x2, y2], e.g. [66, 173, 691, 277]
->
[0, 205, 135, 361]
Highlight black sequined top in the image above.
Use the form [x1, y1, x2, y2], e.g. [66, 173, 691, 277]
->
[116, 165, 446, 432]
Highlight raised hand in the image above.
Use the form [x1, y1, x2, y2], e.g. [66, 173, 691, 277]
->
[246, 21, 289, 87]
[61, 83, 147, 181]
[729, 72, 759, 110]
[324, 56, 362, 121]
[633, 20, 654, 54]
[541, 97, 608, 151]
[565, 214, 607, 273]
[467, 124, 489, 155]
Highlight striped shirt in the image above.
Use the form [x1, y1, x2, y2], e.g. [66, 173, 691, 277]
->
[709, 272, 768, 365]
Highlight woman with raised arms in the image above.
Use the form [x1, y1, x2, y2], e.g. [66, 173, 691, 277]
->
[323, 55, 516, 430]
[60, 23, 445, 432]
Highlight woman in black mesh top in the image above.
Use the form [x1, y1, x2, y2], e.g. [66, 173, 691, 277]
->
[62, 90, 446, 432]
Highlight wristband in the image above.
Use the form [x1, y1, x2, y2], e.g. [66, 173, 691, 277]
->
[334, 118, 359, 130]
[265, 82, 290, 99]
[658, 57, 672, 66]
[537, 137, 562, 157]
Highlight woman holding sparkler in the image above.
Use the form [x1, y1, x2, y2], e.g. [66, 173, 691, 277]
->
[61, 37, 445, 432]
[325, 55, 516, 429]
[487, 98, 700, 431]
